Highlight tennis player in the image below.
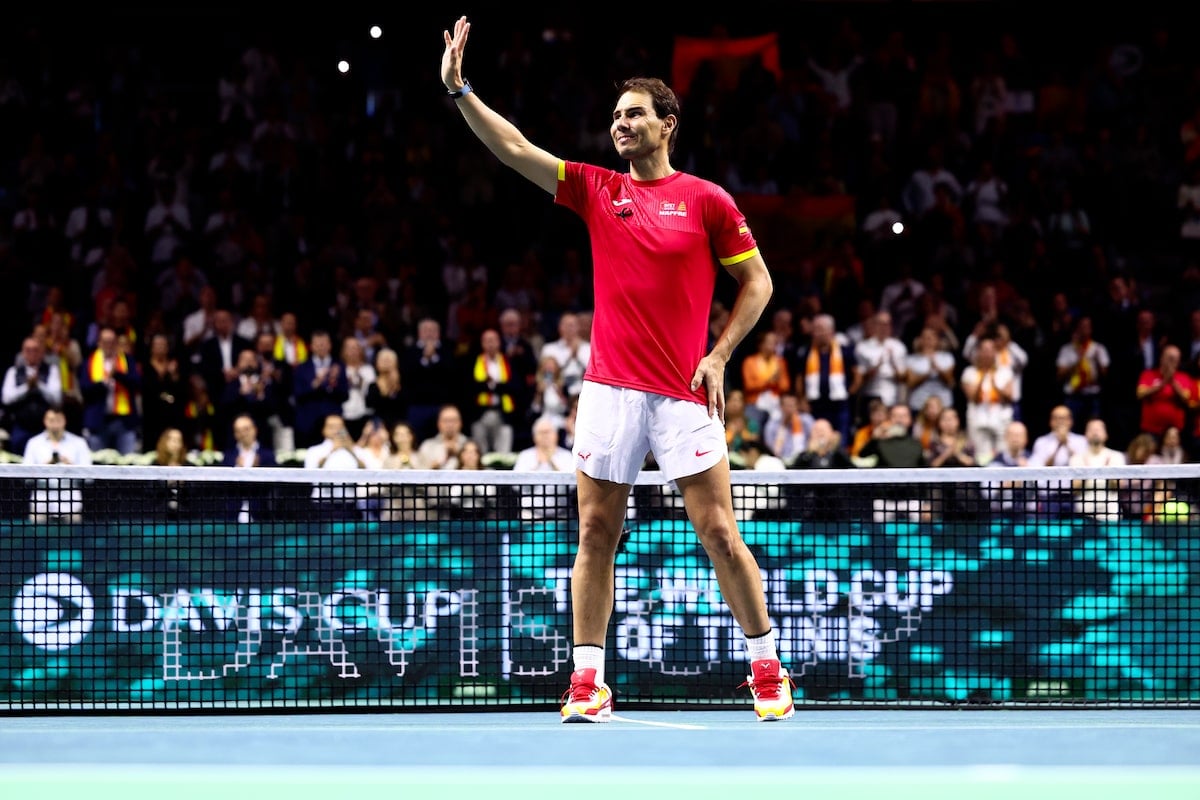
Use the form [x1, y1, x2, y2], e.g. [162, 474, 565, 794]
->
[441, 15, 793, 723]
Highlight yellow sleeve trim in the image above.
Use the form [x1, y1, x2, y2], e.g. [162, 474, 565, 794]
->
[718, 247, 759, 267]
[557, 160, 566, 181]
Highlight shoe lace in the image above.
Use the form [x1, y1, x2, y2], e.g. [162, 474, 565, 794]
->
[740, 671, 789, 701]
[562, 677, 599, 704]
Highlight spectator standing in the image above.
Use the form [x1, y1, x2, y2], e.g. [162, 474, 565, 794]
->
[401, 317, 458, 442]
[2, 336, 63, 455]
[527, 353, 572, 435]
[1055, 316, 1109, 431]
[219, 347, 286, 450]
[959, 335, 1016, 466]
[464, 327, 518, 456]
[854, 309, 907, 412]
[740, 330, 791, 415]
[80, 325, 142, 454]
[365, 347, 407, 432]
[140, 332, 186, 451]
[799, 313, 860, 443]
[539, 310, 590, 400]
[291, 330, 349, 448]
[497, 307, 539, 435]
[196, 309, 254, 410]
[339, 335, 376, 441]
[904, 325, 957, 418]
[1136, 345, 1197, 440]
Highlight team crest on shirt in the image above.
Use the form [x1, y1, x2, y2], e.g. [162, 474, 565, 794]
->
[659, 201, 688, 218]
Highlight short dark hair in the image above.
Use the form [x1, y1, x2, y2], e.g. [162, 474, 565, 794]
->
[617, 77, 680, 154]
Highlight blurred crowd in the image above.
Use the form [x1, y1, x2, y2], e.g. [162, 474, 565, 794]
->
[2, 6, 1199, 475]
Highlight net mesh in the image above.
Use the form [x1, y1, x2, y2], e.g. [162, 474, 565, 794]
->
[1, 463, 1197, 712]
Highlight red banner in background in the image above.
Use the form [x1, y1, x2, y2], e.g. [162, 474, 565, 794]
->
[672, 32, 782, 96]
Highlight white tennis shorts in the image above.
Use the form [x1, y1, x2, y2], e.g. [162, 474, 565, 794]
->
[572, 380, 727, 485]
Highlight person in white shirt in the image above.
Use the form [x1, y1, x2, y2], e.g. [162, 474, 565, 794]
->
[1029, 405, 1088, 516]
[854, 311, 909, 409]
[3, 336, 63, 455]
[513, 416, 575, 520]
[964, 322, 1028, 421]
[762, 391, 813, 466]
[22, 407, 92, 523]
[539, 311, 591, 399]
[1055, 315, 1110, 430]
[959, 336, 1015, 466]
[1069, 417, 1126, 522]
[416, 404, 470, 470]
[303, 414, 364, 520]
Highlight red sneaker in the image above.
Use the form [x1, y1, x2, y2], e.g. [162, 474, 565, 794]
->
[742, 658, 794, 721]
[560, 668, 613, 723]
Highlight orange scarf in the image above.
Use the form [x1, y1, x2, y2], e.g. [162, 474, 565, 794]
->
[805, 340, 847, 400]
[976, 369, 1000, 404]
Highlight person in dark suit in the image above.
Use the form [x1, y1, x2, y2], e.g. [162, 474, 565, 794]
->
[195, 308, 253, 414]
[223, 413, 277, 523]
[291, 329, 349, 447]
[223, 413, 277, 468]
[218, 347, 287, 450]
[400, 317, 458, 442]
[497, 307, 538, 448]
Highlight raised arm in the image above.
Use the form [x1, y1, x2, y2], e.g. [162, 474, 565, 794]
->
[442, 16, 560, 195]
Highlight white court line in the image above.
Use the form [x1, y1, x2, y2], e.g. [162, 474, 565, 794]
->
[4, 714, 1195, 734]
[610, 714, 707, 730]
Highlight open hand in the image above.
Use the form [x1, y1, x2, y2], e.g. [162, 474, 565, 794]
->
[442, 16, 470, 91]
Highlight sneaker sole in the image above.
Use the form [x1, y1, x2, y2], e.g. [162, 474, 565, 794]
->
[561, 710, 612, 723]
[756, 708, 795, 722]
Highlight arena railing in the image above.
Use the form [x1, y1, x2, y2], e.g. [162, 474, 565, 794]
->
[1, 462, 1196, 712]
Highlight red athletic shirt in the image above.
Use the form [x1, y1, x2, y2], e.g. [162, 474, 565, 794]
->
[1137, 367, 1198, 436]
[554, 161, 760, 404]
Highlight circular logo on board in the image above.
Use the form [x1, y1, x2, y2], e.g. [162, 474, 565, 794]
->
[12, 573, 95, 651]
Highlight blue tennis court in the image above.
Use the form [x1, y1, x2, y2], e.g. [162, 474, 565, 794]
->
[2, 709, 1197, 799]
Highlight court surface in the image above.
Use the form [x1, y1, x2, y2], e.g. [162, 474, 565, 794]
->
[1, 708, 1198, 799]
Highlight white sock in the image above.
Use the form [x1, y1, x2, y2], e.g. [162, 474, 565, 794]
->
[572, 645, 605, 684]
[744, 630, 778, 662]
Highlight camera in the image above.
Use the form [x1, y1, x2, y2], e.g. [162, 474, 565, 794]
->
[50, 451, 60, 463]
